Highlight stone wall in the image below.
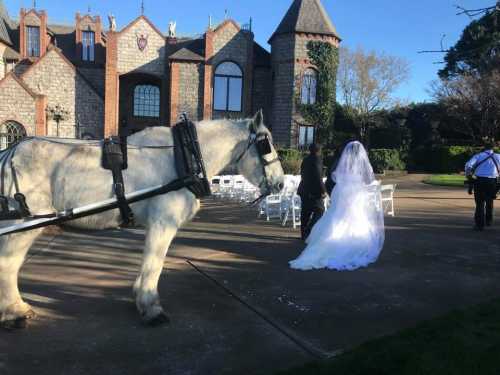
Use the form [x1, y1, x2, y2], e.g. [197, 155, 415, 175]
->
[24, 12, 41, 26]
[78, 67, 105, 96]
[117, 18, 166, 77]
[270, 34, 295, 147]
[0, 75, 36, 135]
[22, 49, 104, 138]
[252, 67, 272, 126]
[177, 62, 203, 121]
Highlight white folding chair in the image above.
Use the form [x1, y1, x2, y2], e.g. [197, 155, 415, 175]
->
[210, 176, 222, 198]
[282, 194, 301, 229]
[262, 194, 283, 221]
[219, 176, 234, 199]
[381, 184, 396, 217]
[231, 175, 245, 201]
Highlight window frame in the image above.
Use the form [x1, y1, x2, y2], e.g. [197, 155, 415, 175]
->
[82, 30, 95, 62]
[26, 26, 40, 58]
[298, 125, 316, 149]
[300, 68, 318, 105]
[213, 61, 244, 113]
[133, 84, 161, 119]
[0, 121, 27, 151]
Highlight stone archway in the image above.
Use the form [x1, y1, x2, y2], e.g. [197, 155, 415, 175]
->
[0, 121, 27, 150]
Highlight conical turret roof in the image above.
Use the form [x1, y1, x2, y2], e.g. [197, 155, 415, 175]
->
[0, 0, 13, 45]
[269, 0, 340, 43]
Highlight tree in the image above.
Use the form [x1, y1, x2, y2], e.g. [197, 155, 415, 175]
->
[431, 71, 500, 141]
[337, 46, 410, 141]
[439, 4, 500, 78]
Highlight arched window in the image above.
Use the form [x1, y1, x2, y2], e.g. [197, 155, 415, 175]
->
[0, 121, 27, 150]
[301, 68, 317, 105]
[214, 62, 243, 112]
[133, 85, 160, 118]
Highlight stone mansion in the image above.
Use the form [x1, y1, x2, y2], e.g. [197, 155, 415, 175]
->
[0, 0, 340, 149]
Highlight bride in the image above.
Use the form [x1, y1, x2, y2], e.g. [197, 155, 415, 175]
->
[290, 141, 385, 271]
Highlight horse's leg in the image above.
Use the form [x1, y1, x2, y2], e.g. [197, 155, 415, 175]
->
[134, 221, 178, 325]
[134, 192, 199, 326]
[0, 229, 44, 329]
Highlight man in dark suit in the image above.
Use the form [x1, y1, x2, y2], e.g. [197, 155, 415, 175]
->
[297, 144, 327, 240]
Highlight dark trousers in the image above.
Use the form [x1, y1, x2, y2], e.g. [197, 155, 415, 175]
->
[300, 197, 325, 240]
[474, 177, 497, 228]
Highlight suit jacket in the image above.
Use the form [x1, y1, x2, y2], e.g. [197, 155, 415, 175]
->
[298, 153, 327, 200]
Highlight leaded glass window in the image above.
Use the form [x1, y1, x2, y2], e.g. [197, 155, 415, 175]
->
[0, 121, 27, 150]
[214, 62, 243, 112]
[82, 30, 95, 62]
[298, 126, 315, 148]
[26, 26, 40, 57]
[301, 69, 317, 105]
[133, 85, 160, 118]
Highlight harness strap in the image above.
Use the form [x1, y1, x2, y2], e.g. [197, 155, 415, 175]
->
[102, 137, 134, 227]
[0, 145, 31, 218]
[172, 116, 211, 198]
[472, 153, 500, 176]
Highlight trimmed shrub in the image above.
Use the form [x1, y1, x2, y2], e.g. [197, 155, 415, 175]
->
[278, 148, 305, 175]
[369, 149, 406, 173]
[408, 146, 482, 173]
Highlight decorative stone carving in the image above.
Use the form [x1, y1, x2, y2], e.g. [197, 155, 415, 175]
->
[168, 21, 176, 37]
[108, 14, 116, 31]
[136, 33, 149, 51]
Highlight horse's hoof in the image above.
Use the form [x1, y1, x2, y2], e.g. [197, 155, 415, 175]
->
[1, 308, 36, 330]
[1, 317, 29, 330]
[24, 309, 36, 320]
[145, 311, 170, 327]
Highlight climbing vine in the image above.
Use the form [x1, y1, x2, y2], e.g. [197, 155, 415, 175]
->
[297, 41, 339, 145]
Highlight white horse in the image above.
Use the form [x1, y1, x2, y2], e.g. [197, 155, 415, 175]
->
[0, 111, 284, 329]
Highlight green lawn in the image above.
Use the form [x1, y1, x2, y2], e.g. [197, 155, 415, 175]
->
[423, 174, 465, 187]
[277, 299, 500, 375]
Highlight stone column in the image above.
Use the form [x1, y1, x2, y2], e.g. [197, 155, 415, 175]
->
[202, 30, 214, 120]
[104, 31, 119, 137]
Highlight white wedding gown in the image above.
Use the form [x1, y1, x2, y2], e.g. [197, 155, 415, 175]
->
[290, 141, 385, 271]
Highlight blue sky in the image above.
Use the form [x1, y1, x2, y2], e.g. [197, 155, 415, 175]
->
[4, 0, 495, 103]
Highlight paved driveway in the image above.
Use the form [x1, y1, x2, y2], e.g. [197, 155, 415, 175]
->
[2, 176, 500, 374]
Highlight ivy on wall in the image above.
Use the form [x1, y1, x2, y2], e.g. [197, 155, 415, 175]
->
[297, 40, 339, 145]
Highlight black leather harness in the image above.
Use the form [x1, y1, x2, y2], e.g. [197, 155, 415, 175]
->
[0, 146, 32, 220]
[172, 115, 211, 199]
[102, 136, 135, 226]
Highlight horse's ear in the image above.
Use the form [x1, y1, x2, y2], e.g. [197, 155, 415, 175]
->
[251, 109, 264, 132]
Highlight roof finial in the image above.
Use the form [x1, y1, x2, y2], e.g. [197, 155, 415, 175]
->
[32, 0, 36, 9]
[87, 5, 91, 14]
[141, 0, 145, 15]
[208, 15, 212, 30]
[224, 9, 228, 19]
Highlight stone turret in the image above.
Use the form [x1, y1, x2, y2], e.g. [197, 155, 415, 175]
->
[270, 0, 340, 148]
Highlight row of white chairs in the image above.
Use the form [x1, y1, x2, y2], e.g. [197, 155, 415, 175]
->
[209, 175, 396, 229]
[210, 175, 261, 203]
[258, 182, 397, 229]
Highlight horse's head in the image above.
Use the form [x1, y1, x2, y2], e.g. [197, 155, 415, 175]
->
[235, 110, 285, 196]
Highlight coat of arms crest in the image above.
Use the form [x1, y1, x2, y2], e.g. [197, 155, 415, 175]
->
[136, 33, 149, 51]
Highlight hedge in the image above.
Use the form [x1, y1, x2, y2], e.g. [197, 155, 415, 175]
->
[278, 148, 305, 175]
[408, 146, 483, 173]
[278, 145, 486, 175]
[369, 149, 406, 173]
